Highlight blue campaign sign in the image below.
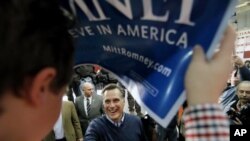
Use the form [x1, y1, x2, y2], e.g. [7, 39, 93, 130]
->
[61, 0, 237, 127]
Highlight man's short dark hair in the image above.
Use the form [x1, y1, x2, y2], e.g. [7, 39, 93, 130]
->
[101, 83, 125, 98]
[0, 0, 74, 96]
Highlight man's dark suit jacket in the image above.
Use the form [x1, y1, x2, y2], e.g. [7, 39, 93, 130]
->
[75, 94, 103, 135]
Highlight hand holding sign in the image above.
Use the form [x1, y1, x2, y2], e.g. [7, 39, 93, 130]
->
[185, 26, 236, 106]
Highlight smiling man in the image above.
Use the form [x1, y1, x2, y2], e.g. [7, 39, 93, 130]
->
[84, 83, 147, 141]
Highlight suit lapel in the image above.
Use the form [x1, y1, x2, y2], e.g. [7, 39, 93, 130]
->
[90, 95, 97, 111]
[79, 95, 87, 117]
[91, 95, 96, 107]
[89, 94, 99, 117]
[62, 102, 67, 129]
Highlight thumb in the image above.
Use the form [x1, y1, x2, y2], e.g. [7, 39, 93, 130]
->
[191, 45, 206, 63]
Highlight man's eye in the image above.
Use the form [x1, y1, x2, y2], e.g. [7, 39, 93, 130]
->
[239, 90, 250, 94]
[113, 99, 120, 103]
[239, 90, 244, 93]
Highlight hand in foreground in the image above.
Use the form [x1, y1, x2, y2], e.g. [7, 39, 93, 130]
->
[78, 138, 84, 141]
[185, 26, 236, 106]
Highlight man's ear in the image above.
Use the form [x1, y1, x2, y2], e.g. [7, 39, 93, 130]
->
[25, 68, 56, 106]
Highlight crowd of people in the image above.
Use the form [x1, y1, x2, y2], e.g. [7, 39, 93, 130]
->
[32, 53, 250, 141]
[219, 55, 250, 125]
[1, 0, 250, 141]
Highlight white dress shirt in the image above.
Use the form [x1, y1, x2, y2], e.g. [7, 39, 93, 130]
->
[53, 112, 64, 139]
[84, 96, 92, 116]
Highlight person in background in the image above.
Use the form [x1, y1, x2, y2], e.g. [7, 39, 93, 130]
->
[127, 92, 143, 117]
[219, 55, 250, 113]
[177, 101, 188, 141]
[75, 82, 103, 135]
[225, 55, 250, 90]
[0, 0, 74, 141]
[233, 55, 250, 81]
[244, 60, 250, 70]
[67, 76, 80, 102]
[230, 55, 250, 86]
[226, 81, 250, 125]
[84, 84, 148, 141]
[156, 115, 178, 141]
[43, 101, 83, 141]
[141, 114, 157, 141]
[70, 73, 83, 99]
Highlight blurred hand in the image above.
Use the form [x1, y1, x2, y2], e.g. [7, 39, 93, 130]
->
[185, 26, 236, 106]
[233, 117, 243, 125]
[77, 138, 84, 141]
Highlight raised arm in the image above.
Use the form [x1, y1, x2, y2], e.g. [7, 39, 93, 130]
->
[184, 26, 236, 141]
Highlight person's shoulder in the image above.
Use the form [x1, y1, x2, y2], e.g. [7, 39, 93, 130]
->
[63, 101, 74, 106]
[75, 95, 83, 101]
[93, 94, 103, 100]
[63, 101, 70, 104]
[124, 114, 144, 128]
[85, 116, 107, 137]
[125, 113, 140, 121]
[89, 115, 106, 127]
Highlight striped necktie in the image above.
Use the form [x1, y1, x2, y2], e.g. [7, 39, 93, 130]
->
[87, 98, 91, 116]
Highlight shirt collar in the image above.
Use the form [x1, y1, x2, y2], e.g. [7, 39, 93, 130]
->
[84, 95, 92, 100]
[106, 113, 125, 127]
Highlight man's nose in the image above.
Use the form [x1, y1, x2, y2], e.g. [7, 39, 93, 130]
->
[109, 101, 115, 107]
[242, 92, 247, 96]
